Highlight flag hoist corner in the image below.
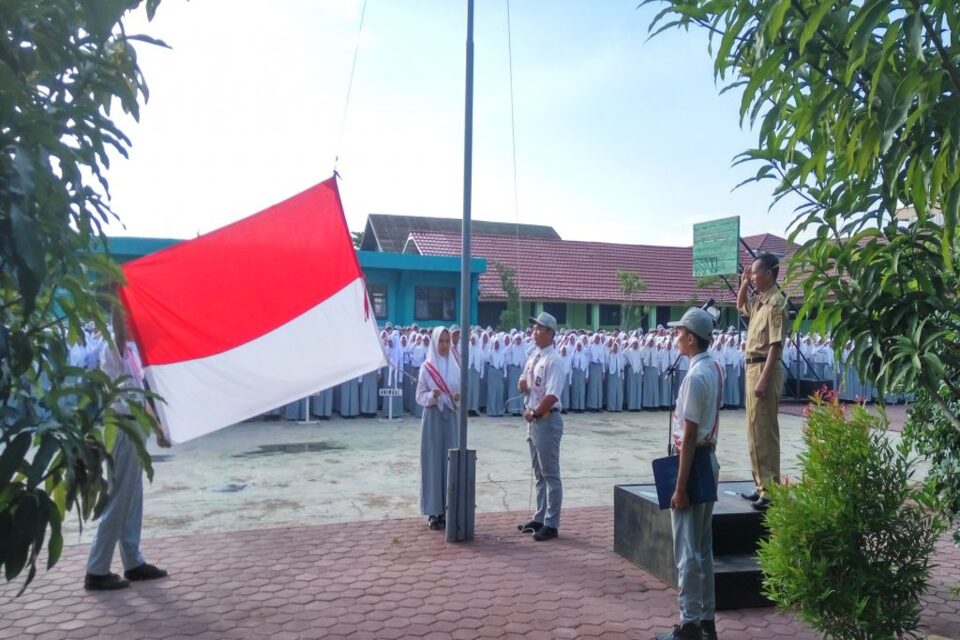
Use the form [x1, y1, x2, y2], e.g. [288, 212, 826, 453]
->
[119, 175, 386, 443]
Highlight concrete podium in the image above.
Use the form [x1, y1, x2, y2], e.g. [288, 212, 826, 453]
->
[614, 480, 773, 610]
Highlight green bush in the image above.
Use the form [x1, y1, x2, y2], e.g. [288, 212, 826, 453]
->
[757, 391, 943, 640]
[903, 383, 960, 546]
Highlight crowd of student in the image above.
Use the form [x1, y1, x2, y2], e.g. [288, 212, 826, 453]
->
[271, 322, 894, 421]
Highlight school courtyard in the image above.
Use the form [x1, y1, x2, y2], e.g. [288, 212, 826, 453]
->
[1, 406, 957, 639]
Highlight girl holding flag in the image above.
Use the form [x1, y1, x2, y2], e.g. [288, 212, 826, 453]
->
[416, 326, 460, 531]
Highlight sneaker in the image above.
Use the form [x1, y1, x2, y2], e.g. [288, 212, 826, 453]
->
[84, 572, 130, 591]
[428, 515, 443, 530]
[653, 622, 701, 640]
[123, 563, 168, 581]
[532, 526, 558, 542]
[517, 520, 543, 534]
[751, 497, 772, 512]
[701, 619, 718, 640]
[739, 491, 759, 502]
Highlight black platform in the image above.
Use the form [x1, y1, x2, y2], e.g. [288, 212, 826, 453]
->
[614, 480, 773, 610]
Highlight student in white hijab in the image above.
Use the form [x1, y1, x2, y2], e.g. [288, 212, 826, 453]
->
[505, 334, 525, 416]
[605, 340, 625, 412]
[569, 339, 589, 412]
[641, 336, 661, 409]
[416, 326, 460, 531]
[467, 332, 484, 416]
[408, 334, 427, 418]
[624, 339, 644, 411]
[586, 334, 605, 412]
[485, 335, 508, 417]
[658, 338, 674, 409]
[558, 343, 573, 412]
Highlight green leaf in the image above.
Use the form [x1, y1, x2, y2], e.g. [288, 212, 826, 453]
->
[904, 11, 924, 63]
[799, 3, 833, 55]
[766, 0, 792, 41]
[26, 436, 59, 490]
[0, 433, 32, 490]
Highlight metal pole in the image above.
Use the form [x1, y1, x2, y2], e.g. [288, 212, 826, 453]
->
[447, 0, 476, 542]
[459, 0, 473, 465]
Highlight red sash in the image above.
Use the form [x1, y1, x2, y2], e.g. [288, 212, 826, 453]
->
[423, 361, 455, 404]
[706, 360, 723, 442]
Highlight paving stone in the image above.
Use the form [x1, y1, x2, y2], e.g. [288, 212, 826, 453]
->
[1, 507, 958, 640]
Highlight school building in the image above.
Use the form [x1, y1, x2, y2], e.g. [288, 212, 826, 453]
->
[359, 214, 794, 331]
[107, 214, 793, 332]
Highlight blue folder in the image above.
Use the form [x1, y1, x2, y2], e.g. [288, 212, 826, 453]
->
[651, 447, 718, 510]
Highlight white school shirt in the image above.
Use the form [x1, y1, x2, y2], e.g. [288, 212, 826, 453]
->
[672, 352, 724, 449]
[521, 345, 565, 413]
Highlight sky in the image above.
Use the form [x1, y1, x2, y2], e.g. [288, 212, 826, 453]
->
[104, 0, 801, 247]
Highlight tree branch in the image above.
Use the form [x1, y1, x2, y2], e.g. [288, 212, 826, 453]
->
[913, 2, 960, 95]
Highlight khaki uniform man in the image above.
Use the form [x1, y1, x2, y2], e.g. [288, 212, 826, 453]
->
[737, 254, 788, 510]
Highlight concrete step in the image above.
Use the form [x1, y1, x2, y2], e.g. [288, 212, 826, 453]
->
[614, 480, 774, 610]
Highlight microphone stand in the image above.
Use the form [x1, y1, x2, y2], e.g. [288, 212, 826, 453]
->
[665, 349, 683, 456]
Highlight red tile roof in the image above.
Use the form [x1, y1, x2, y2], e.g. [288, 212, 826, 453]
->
[407, 232, 785, 305]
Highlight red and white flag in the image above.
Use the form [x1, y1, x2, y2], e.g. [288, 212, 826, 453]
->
[120, 176, 386, 442]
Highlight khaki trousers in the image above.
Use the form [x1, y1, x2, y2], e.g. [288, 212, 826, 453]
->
[745, 361, 783, 499]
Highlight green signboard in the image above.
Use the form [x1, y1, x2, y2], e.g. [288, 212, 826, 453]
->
[692, 216, 740, 277]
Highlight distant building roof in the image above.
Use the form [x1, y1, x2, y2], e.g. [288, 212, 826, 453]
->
[359, 214, 561, 253]
[408, 231, 797, 306]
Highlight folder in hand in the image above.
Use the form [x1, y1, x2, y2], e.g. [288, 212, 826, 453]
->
[651, 447, 718, 510]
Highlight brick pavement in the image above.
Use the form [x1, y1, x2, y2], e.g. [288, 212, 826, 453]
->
[1, 507, 957, 640]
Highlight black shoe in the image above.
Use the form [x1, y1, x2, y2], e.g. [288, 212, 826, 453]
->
[740, 491, 759, 502]
[701, 619, 718, 640]
[532, 526, 558, 542]
[84, 572, 130, 591]
[437, 515, 446, 529]
[751, 497, 771, 512]
[654, 622, 701, 640]
[428, 515, 443, 530]
[517, 520, 543, 534]
[123, 563, 168, 581]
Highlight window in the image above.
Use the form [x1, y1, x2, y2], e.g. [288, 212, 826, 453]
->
[478, 302, 506, 328]
[542, 302, 567, 325]
[415, 286, 456, 321]
[599, 304, 621, 326]
[367, 283, 387, 318]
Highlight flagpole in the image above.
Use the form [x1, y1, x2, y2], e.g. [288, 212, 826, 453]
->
[447, 0, 476, 542]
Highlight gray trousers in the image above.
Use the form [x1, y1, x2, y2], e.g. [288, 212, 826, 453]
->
[670, 452, 720, 623]
[527, 412, 563, 528]
[86, 431, 145, 575]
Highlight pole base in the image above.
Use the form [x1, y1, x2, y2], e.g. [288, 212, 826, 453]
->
[445, 449, 476, 542]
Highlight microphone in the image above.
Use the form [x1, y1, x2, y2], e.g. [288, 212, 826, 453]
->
[700, 298, 721, 323]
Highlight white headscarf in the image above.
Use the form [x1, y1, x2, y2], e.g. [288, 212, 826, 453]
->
[423, 326, 460, 411]
[624, 339, 643, 371]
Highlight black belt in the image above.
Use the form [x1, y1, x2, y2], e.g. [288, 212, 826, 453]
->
[671, 443, 716, 455]
[745, 356, 767, 365]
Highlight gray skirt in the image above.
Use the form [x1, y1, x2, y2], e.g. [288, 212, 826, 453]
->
[586, 363, 603, 409]
[642, 366, 660, 408]
[486, 368, 505, 416]
[625, 366, 642, 410]
[312, 387, 334, 418]
[505, 365, 523, 414]
[420, 405, 456, 516]
[570, 368, 586, 411]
